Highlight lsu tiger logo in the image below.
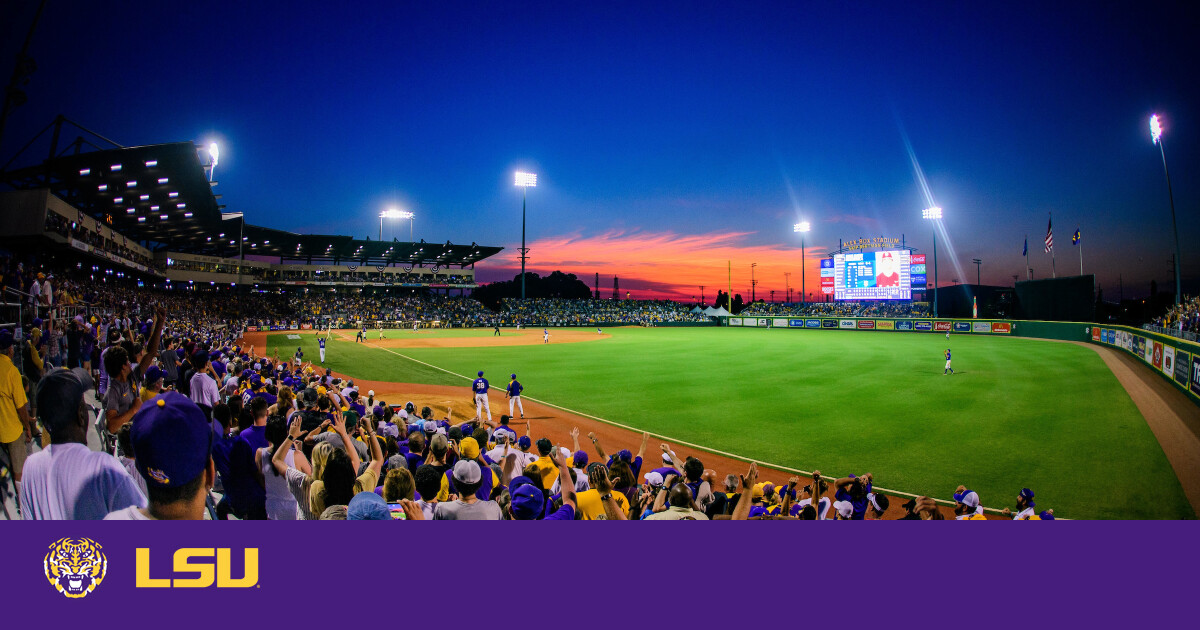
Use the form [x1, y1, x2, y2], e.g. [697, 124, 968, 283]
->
[44, 537, 107, 598]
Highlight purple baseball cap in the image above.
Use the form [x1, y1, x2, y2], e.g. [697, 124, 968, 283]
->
[518, 436, 532, 449]
[130, 392, 212, 488]
[143, 365, 165, 384]
[510, 485, 545, 520]
[573, 450, 589, 467]
[617, 449, 632, 462]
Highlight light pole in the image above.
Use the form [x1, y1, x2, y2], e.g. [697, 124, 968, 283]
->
[784, 272, 791, 303]
[208, 142, 219, 183]
[1151, 114, 1182, 305]
[972, 258, 981, 286]
[794, 222, 810, 305]
[923, 207, 942, 317]
[380, 209, 414, 242]
[750, 262, 757, 303]
[515, 171, 537, 299]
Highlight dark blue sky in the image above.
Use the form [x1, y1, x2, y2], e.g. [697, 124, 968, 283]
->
[3, 1, 1197, 299]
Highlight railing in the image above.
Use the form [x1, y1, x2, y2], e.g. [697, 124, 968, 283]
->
[1142, 324, 1199, 343]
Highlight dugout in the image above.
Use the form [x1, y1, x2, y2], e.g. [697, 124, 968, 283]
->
[1014, 275, 1095, 322]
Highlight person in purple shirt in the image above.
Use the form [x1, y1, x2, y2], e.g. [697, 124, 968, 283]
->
[225, 397, 270, 519]
[591, 430, 649, 481]
[834, 473, 873, 520]
[509, 447, 576, 520]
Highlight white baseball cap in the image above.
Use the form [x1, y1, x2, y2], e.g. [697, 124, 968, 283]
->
[833, 500, 854, 519]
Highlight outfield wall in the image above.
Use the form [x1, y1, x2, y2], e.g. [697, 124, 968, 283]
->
[722, 316, 1200, 406]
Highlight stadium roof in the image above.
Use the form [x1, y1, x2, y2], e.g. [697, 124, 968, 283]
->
[2, 131, 502, 267]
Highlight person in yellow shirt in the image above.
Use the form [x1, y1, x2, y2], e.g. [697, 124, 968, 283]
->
[0, 330, 34, 492]
[527, 437, 559, 493]
[140, 366, 166, 402]
[574, 463, 630, 520]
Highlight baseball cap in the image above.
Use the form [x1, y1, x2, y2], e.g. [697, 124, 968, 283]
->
[143, 365, 165, 384]
[644, 471, 664, 487]
[477, 370, 484, 377]
[517, 436, 532, 449]
[452, 460, 481, 485]
[510, 373, 516, 378]
[573, 450, 588, 467]
[752, 482, 765, 499]
[1019, 488, 1036, 507]
[558, 446, 571, 460]
[423, 420, 437, 433]
[748, 506, 769, 518]
[36, 368, 93, 433]
[0, 329, 14, 350]
[367, 389, 375, 397]
[833, 500, 854, 519]
[131, 393, 212, 488]
[492, 431, 511, 445]
[954, 489, 980, 509]
[661, 452, 674, 463]
[372, 405, 385, 418]
[616, 449, 632, 462]
[509, 475, 535, 494]
[1039, 510, 1055, 521]
[460, 437, 480, 460]
[510, 485, 545, 520]
[347, 492, 391, 520]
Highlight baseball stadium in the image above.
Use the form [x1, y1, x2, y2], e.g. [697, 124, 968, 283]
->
[0, 3, 1196, 525]
[0, 123, 1196, 522]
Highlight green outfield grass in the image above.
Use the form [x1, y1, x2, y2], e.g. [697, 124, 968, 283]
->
[269, 327, 1193, 519]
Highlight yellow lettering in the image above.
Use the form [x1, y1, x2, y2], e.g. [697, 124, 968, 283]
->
[216, 548, 258, 588]
[172, 548, 215, 588]
[135, 548, 170, 588]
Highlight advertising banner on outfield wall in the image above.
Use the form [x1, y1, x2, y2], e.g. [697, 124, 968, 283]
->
[1164, 346, 1175, 375]
[300, 324, 312, 330]
[729, 318, 742, 326]
[1192, 355, 1200, 396]
[1133, 336, 1145, 358]
[1176, 350, 1191, 388]
[806, 319, 820, 328]
[953, 322, 972, 333]
[857, 320, 876, 329]
[1144, 338, 1154, 363]
[789, 319, 805, 327]
[246, 326, 258, 332]
[935, 321, 952, 332]
[991, 322, 1012, 334]
[972, 322, 991, 333]
[915, 321, 932, 331]
[839, 319, 856, 329]
[822, 319, 837, 328]
[896, 320, 914, 331]
[758, 318, 770, 327]
[1153, 342, 1164, 369]
[876, 320, 895, 330]
[1092, 327, 1101, 341]
[773, 318, 788, 328]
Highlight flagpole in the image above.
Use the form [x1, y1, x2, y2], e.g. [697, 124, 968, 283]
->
[1079, 240, 1083, 276]
[1025, 234, 1030, 280]
[1050, 213, 1056, 278]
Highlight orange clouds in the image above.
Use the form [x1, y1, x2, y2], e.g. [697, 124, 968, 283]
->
[477, 229, 830, 301]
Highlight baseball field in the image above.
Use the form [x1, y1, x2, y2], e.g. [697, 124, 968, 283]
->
[265, 326, 1194, 520]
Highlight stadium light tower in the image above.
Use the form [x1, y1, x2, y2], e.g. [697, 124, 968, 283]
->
[208, 142, 220, 182]
[380, 208, 414, 242]
[1150, 114, 1182, 305]
[922, 206, 942, 317]
[515, 171, 537, 299]
[794, 221, 811, 305]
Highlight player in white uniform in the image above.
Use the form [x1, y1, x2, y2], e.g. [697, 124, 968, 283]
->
[378, 325, 384, 340]
[597, 327, 602, 335]
[413, 321, 419, 332]
[506, 373, 525, 419]
[543, 329, 549, 344]
[471, 371, 492, 421]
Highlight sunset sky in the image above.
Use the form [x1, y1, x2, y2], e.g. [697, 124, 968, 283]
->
[2, 1, 1197, 300]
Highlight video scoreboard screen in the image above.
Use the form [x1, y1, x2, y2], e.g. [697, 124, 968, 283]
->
[832, 250, 912, 300]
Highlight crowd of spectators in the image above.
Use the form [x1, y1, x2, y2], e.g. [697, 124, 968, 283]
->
[496, 298, 708, 326]
[741, 301, 931, 318]
[1151, 295, 1200, 335]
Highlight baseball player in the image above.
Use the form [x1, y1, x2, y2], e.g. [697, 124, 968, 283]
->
[472, 370, 492, 421]
[378, 325, 384, 340]
[946, 330, 950, 340]
[944, 348, 953, 375]
[543, 328, 549, 344]
[412, 321, 419, 333]
[597, 327, 602, 335]
[494, 323, 501, 336]
[318, 337, 326, 364]
[506, 373, 525, 418]
[294, 346, 303, 367]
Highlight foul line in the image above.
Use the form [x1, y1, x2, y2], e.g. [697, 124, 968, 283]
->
[347, 337, 1009, 515]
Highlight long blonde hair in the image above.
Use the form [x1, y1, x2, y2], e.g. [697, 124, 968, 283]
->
[310, 441, 334, 481]
[275, 386, 295, 415]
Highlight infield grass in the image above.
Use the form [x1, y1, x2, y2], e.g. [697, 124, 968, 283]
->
[269, 326, 1193, 519]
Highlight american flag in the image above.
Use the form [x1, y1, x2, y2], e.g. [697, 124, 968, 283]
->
[1044, 216, 1053, 253]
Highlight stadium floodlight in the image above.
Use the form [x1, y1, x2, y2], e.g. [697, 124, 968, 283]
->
[1148, 114, 1181, 305]
[515, 171, 538, 298]
[794, 222, 811, 304]
[380, 208, 415, 241]
[514, 171, 537, 187]
[922, 207, 941, 316]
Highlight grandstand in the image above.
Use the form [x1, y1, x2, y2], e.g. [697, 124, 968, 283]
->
[1, 120, 503, 310]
